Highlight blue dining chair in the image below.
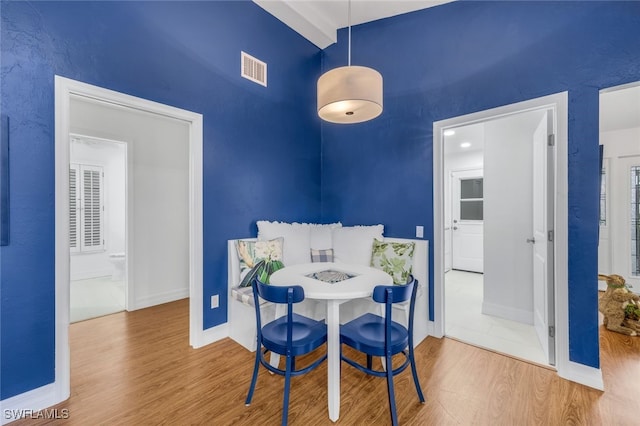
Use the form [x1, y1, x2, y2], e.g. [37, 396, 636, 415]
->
[340, 276, 425, 426]
[245, 278, 328, 426]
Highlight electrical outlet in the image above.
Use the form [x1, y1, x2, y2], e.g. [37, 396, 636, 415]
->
[416, 225, 424, 238]
[210, 294, 219, 309]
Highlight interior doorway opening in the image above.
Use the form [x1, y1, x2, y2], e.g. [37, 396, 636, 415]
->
[69, 134, 127, 323]
[434, 93, 570, 375]
[442, 108, 554, 366]
[598, 82, 640, 292]
[54, 76, 204, 404]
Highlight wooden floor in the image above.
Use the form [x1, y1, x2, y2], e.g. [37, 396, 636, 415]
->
[15, 299, 640, 425]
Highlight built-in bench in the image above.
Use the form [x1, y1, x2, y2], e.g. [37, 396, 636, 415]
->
[227, 222, 429, 352]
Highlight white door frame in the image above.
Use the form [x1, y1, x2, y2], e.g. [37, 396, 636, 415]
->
[54, 76, 204, 403]
[434, 92, 602, 389]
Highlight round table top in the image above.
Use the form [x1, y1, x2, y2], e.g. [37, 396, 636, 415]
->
[269, 262, 393, 300]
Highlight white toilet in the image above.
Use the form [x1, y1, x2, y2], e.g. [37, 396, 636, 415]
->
[108, 252, 126, 281]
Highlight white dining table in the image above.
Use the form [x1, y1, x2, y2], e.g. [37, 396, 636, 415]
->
[269, 262, 393, 422]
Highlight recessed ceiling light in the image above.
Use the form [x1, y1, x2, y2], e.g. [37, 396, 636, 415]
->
[460, 142, 471, 148]
[444, 129, 456, 136]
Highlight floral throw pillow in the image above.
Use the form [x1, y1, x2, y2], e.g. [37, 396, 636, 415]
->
[236, 238, 285, 287]
[370, 240, 415, 285]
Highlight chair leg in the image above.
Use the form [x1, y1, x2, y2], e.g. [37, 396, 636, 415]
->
[366, 355, 372, 370]
[409, 347, 425, 403]
[245, 347, 261, 405]
[282, 355, 292, 426]
[385, 353, 398, 426]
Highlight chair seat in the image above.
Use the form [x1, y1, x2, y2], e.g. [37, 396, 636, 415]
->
[341, 313, 408, 357]
[262, 313, 327, 356]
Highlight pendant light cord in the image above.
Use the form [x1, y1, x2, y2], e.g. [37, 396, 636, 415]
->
[348, 0, 351, 66]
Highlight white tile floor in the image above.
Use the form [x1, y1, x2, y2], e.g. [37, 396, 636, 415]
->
[70, 276, 125, 323]
[445, 270, 548, 365]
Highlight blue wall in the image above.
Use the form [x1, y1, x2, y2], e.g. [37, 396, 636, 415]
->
[320, 1, 640, 368]
[2, 0, 640, 403]
[0, 0, 320, 399]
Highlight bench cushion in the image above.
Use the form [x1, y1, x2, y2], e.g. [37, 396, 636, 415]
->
[230, 285, 270, 307]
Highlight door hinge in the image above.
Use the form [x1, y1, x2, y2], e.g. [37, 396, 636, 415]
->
[548, 134, 555, 146]
[548, 230, 554, 242]
[548, 326, 555, 338]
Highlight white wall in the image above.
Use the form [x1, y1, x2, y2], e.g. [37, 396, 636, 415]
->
[70, 138, 126, 280]
[599, 126, 640, 289]
[482, 111, 544, 324]
[70, 96, 190, 309]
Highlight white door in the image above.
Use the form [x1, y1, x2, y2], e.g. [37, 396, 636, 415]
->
[532, 111, 555, 365]
[452, 169, 484, 273]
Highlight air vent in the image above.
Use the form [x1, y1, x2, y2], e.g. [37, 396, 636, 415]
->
[241, 51, 267, 87]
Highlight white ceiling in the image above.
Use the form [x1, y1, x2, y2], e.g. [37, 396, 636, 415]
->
[253, 0, 453, 49]
[443, 123, 484, 156]
[600, 84, 640, 133]
[444, 109, 546, 156]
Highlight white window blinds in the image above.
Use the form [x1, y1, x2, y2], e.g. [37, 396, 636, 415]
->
[70, 164, 104, 253]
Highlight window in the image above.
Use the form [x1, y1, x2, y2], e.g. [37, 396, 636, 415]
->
[600, 166, 607, 226]
[70, 164, 104, 253]
[460, 178, 483, 220]
[631, 166, 640, 276]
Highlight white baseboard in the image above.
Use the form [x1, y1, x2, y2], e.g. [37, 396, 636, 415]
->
[482, 301, 533, 325]
[131, 288, 189, 311]
[426, 320, 437, 337]
[0, 383, 66, 425]
[191, 323, 229, 349]
[559, 361, 604, 391]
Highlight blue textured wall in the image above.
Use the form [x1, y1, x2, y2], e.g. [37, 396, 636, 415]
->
[2, 0, 640, 403]
[320, 1, 640, 368]
[0, 0, 320, 399]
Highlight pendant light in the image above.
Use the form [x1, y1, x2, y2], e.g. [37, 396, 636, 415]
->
[317, 0, 383, 124]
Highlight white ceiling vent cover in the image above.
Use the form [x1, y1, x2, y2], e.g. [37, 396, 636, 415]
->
[241, 51, 267, 87]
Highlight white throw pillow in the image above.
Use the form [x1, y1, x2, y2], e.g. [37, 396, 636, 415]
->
[332, 225, 384, 266]
[257, 221, 311, 265]
[309, 222, 342, 249]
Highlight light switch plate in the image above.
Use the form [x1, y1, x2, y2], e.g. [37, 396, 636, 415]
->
[416, 226, 424, 238]
[211, 294, 219, 309]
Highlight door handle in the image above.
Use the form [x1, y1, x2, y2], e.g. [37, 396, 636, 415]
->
[526, 237, 536, 244]
[453, 226, 458, 230]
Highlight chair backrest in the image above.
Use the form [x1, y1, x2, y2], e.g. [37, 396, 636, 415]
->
[251, 278, 306, 345]
[372, 276, 419, 347]
[254, 279, 305, 304]
[372, 278, 415, 304]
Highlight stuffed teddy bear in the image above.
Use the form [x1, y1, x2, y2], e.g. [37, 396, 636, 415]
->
[598, 274, 640, 336]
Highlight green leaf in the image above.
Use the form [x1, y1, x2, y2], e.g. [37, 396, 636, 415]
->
[238, 259, 266, 288]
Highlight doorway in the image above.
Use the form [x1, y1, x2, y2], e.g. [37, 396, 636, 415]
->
[54, 76, 204, 401]
[69, 135, 127, 323]
[598, 82, 640, 292]
[434, 92, 570, 372]
[450, 168, 484, 273]
[443, 109, 552, 365]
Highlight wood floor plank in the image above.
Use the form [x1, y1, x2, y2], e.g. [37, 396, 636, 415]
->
[12, 299, 640, 425]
